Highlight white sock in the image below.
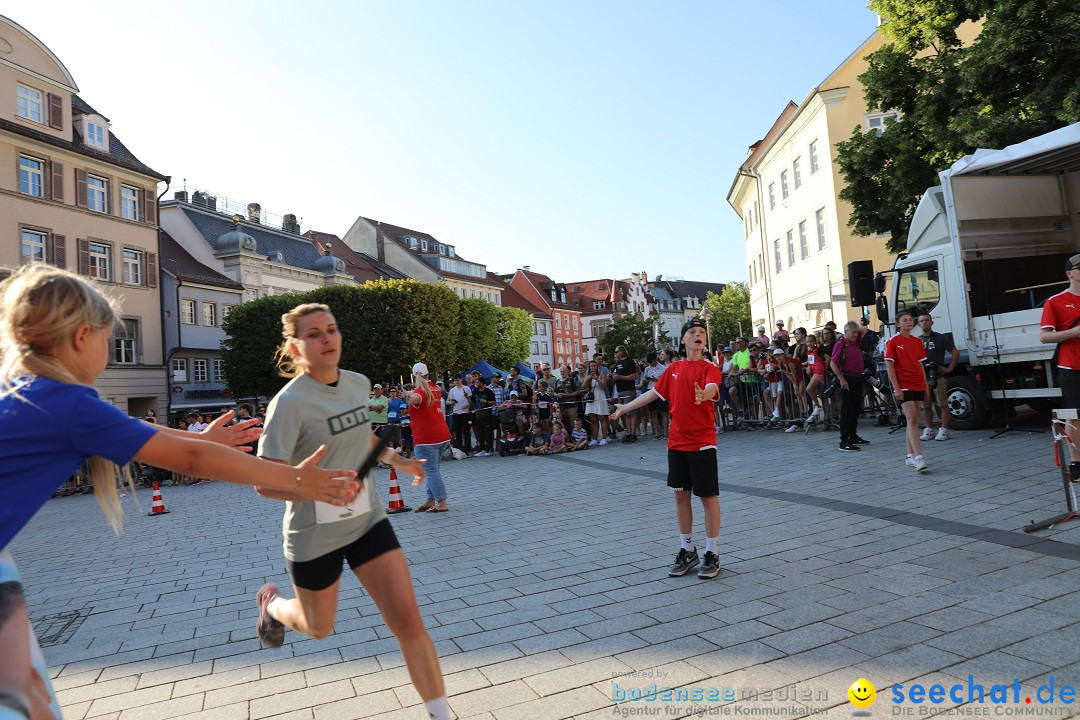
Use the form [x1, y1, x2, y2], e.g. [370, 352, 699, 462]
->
[705, 536, 719, 555]
[680, 534, 695, 552]
[906, 454, 913, 459]
[914, 455, 924, 461]
[425, 696, 451, 720]
[266, 597, 286, 622]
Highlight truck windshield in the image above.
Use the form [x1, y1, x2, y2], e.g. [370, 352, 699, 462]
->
[895, 266, 940, 315]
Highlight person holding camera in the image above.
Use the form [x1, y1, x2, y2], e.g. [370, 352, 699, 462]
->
[917, 313, 957, 441]
[830, 321, 868, 452]
[886, 309, 930, 472]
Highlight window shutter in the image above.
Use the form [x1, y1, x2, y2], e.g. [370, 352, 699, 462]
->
[75, 169, 87, 208]
[50, 161, 64, 202]
[108, 175, 116, 215]
[143, 187, 157, 225]
[77, 238, 89, 275]
[51, 234, 66, 269]
[146, 251, 157, 288]
[47, 93, 62, 130]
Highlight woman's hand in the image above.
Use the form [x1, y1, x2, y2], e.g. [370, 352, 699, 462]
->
[394, 457, 427, 486]
[201, 411, 261, 452]
[294, 445, 361, 504]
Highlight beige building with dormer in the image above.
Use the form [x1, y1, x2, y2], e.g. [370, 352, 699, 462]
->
[727, 29, 899, 333]
[0, 14, 168, 416]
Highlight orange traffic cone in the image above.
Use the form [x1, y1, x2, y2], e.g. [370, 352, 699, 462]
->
[148, 481, 170, 516]
[386, 468, 411, 514]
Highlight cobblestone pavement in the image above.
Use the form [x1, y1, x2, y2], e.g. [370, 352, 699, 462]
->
[11, 417, 1080, 719]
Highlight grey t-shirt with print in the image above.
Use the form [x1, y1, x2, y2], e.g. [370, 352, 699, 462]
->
[258, 371, 386, 562]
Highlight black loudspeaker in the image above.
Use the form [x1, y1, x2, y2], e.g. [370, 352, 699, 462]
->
[848, 260, 876, 307]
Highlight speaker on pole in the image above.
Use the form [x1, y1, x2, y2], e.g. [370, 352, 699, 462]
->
[848, 260, 876, 307]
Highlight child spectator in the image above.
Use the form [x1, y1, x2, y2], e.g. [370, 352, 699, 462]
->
[524, 423, 549, 456]
[536, 381, 554, 434]
[570, 417, 589, 451]
[549, 422, 568, 454]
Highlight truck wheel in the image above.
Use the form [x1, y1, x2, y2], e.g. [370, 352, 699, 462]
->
[947, 375, 990, 430]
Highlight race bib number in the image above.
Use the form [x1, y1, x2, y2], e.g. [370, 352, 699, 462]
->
[314, 479, 372, 524]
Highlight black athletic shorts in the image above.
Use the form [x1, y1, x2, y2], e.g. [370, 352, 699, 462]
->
[667, 448, 719, 497]
[285, 518, 400, 591]
[899, 390, 926, 403]
[1059, 368, 1080, 410]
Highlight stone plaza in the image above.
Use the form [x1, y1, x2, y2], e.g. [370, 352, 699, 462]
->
[12, 416, 1080, 719]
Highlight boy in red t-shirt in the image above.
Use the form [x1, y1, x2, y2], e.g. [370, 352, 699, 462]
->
[611, 319, 723, 579]
[885, 309, 929, 472]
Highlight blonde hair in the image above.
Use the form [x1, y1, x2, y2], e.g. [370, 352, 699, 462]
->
[0, 264, 133, 533]
[412, 369, 435, 406]
[274, 303, 333, 378]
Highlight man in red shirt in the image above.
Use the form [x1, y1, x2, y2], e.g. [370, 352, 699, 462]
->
[1040, 253, 1080, 478]
[885, 309, 929, 472]
[611, 319, 723, 579]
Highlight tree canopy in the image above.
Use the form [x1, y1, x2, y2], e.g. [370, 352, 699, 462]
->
[703, 282, 752, 348]
[837, 0, 1080, 252]
[220, 281, 530, 398]
[599, 313, 656, 361]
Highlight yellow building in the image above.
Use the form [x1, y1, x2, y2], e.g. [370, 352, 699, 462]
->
[0, 14, 168, 416]
[728, 29, 902, 333]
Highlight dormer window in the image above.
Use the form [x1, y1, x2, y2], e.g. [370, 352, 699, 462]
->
[86, 121, 106, 149]
[420, 239, 428, 251]
[598, 283, 606, 290]
[560, 291, 566, 303]
[593, 301, 605, 310]
[407, 237, 418, 249]
[550, 289, 557, 302]
[447, 245, 455, 257]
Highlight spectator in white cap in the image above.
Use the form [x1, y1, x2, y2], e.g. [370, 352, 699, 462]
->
[773, 320, 790, 345]
[755, 325, 770, 346]
[408, 363, 452, 512]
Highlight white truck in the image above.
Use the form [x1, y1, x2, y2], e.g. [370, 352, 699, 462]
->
[871, 122, 1080, 429]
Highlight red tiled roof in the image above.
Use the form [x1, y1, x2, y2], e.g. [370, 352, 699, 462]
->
[499, 281, 552, 319]
[517, 269, 580, 311]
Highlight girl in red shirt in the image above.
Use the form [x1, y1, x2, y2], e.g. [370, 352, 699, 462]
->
[885, 309, 929, 472]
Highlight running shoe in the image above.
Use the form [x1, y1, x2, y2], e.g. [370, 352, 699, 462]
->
[256, 583, 285, 648]
[697, 552, 721, 579]
[935, 428, 950, 441]
[668, 548, 700, 577]
[920, 427, 935, 441]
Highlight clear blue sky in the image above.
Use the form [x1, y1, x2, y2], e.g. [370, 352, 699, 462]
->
[12, 1, 878, 284]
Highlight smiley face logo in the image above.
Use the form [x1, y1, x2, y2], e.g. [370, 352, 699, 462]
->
[848, 678, 876, 708]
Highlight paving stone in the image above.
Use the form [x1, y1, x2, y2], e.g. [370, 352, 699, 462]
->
[12, 427, 1079, 720]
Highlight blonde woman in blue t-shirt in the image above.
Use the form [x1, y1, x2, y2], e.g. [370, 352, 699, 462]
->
[253, 303, 451, 720]
[0, 266, 359, 720]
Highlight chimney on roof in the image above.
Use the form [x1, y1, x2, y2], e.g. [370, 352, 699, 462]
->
[523, 265, 530, 271]
[247, 203, 261, 224]
[375, 222, 385, 264]
[174, 190, 189, 202]
[282, 214, 300, 233]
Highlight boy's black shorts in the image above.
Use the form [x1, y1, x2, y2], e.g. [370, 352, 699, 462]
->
[286, 519, 400, 591]
[899, 390, 926, 403]
[667, 448, 719, 497]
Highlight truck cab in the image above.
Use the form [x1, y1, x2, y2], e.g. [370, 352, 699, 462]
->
[877, 123, 1080, 429]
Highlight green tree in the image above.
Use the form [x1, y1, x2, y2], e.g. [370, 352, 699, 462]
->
[454, 297, 499, 369]
[703, 283, 751, 348]
[599, 313, 655, 361]
[220, 280, 460, 397]
[489, 305, 532, 369]
[836, 0, 1080, 252]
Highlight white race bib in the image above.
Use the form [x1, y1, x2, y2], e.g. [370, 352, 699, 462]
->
[314, 479, 372, 524]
